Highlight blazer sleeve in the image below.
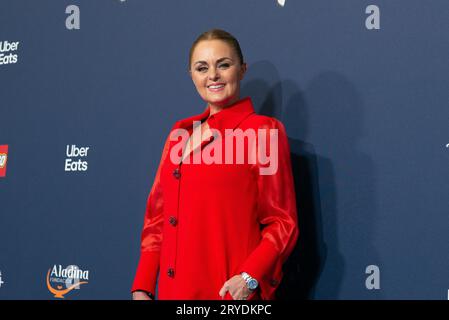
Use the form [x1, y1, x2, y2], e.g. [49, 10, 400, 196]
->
[131, 132, 172, 294]
[237, 118, 299, 300]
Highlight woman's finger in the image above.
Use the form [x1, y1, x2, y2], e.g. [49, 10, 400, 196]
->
[219, 282, 229, 298]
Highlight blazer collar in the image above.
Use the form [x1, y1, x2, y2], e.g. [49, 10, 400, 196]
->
[176, 96, 256, 132]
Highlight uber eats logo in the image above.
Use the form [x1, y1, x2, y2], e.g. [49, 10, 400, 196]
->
[65, 144, 90, 172]
[0, 41, 19, 66]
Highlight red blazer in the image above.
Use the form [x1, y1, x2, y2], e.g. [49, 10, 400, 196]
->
[132, 96, 299, 300]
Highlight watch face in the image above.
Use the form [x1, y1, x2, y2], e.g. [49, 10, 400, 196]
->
[248, 279, 258, 290]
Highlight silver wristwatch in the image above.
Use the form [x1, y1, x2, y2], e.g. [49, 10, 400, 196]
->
[241, 272, 259, 291]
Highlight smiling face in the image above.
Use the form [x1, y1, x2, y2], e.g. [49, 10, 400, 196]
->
[190, 39, 247, 112]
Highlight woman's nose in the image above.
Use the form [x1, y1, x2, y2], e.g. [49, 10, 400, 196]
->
[208, 67, 220, 81]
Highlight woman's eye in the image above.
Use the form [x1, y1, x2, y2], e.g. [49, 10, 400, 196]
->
[197, 67, 207, 72]
[219, 63, 230, 68]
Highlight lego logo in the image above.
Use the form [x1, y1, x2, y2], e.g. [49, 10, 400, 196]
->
[0, 153, 7, 168]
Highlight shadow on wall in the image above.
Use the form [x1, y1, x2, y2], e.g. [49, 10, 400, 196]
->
[242, 61, 345, 299]
[298, 71, 381, 300]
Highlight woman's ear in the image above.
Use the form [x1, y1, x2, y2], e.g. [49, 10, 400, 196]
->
[239, 63, 247, 81]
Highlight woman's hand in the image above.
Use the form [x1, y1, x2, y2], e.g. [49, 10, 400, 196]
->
[219, 274, 253, 300]
[132, 291, 153, 300]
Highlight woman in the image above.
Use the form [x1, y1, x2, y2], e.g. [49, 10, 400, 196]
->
[132, 29, 299, 300]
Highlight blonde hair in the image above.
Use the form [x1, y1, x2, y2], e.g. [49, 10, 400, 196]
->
[189, 29, 244, 70]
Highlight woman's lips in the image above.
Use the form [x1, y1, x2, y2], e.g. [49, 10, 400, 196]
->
[207, 84, 225, 92]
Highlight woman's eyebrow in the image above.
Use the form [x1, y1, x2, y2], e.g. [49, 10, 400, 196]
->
[194, 57, 233, 65]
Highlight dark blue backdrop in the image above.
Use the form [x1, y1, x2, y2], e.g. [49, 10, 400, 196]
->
[1, 0, 448, 300]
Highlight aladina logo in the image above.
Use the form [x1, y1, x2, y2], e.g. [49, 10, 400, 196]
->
[65, 144, 89, 172]
[0, 41, 19, 66]
[47, 265, 89, 298]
